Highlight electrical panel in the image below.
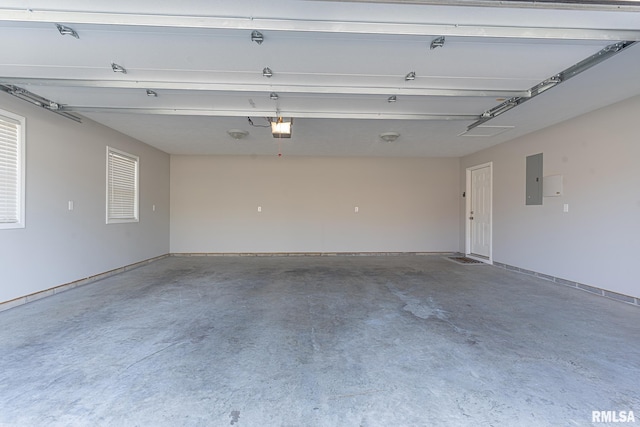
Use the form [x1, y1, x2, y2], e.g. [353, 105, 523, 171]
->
[526, 153, 543, 205]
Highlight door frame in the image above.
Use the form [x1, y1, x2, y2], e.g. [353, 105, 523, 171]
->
[465, 162, 493, 264]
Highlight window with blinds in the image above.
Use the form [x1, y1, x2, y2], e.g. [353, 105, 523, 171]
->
[106, 147, 139, 224]
[0, 110, 25, 229]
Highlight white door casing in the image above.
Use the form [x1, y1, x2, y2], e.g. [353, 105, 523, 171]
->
[466, 162, 492, 262]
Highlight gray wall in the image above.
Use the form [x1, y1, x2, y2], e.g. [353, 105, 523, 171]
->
[0, 92, 170, 303]
[171, 156, 460, 253]
[461, 95, 640, 298]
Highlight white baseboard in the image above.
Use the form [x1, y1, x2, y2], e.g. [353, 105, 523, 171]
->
[0, 254, 169, 312]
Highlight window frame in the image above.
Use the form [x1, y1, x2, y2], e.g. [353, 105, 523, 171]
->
[0, 109, 26, 230]
[106, 146, 139, 224]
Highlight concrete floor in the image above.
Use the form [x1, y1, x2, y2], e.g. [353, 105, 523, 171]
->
[0, 255, 639, 427]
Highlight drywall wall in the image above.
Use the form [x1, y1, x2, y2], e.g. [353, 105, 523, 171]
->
[461, 95, 640, 298]
[171, 156, 460, 253]
[0, 92, 170, 303]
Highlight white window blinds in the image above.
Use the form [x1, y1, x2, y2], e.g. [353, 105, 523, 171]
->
[0, 111, 25, 229]
[106, 147, 138, 223]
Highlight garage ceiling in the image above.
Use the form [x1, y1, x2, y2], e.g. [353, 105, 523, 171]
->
[1, 0, 640, 157]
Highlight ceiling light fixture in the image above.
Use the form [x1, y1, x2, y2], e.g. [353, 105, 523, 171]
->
[405, 71, 416, 81]
[379, 132, 400, 143]
[271, 117, 292, 138]
[111, 63, 127, 74]
[387, 95, 397, 103]
[430, 36, 445, 50]
[251, 30, 264, 45]
[146, 89, 158, 97]
[55, 24, 79, 39]
[227, 129, 249, 140]
[263, 67, 273, 78]
[467, 40, 636, 131]
[270, 92, 279, 100]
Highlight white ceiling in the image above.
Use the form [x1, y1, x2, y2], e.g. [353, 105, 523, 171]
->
[1, 0, 640, 157]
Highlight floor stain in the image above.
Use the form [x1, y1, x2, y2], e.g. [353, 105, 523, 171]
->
[402, 299, 447, 320]
[229, 410, 240, 425]
[386, 283, 447, 321]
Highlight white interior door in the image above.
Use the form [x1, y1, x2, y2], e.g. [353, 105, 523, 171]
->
[467, 163, 492, 260]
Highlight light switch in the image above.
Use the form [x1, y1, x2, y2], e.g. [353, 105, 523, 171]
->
[257, 206, 262, 213]
[354, 206, 359, 213]
[68, 201, 74, 211]
[152, 204, 156, 212]
[563, 204, 569, 213]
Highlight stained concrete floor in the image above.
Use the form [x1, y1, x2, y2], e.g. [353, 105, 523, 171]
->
[1, 255, 639, 427]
